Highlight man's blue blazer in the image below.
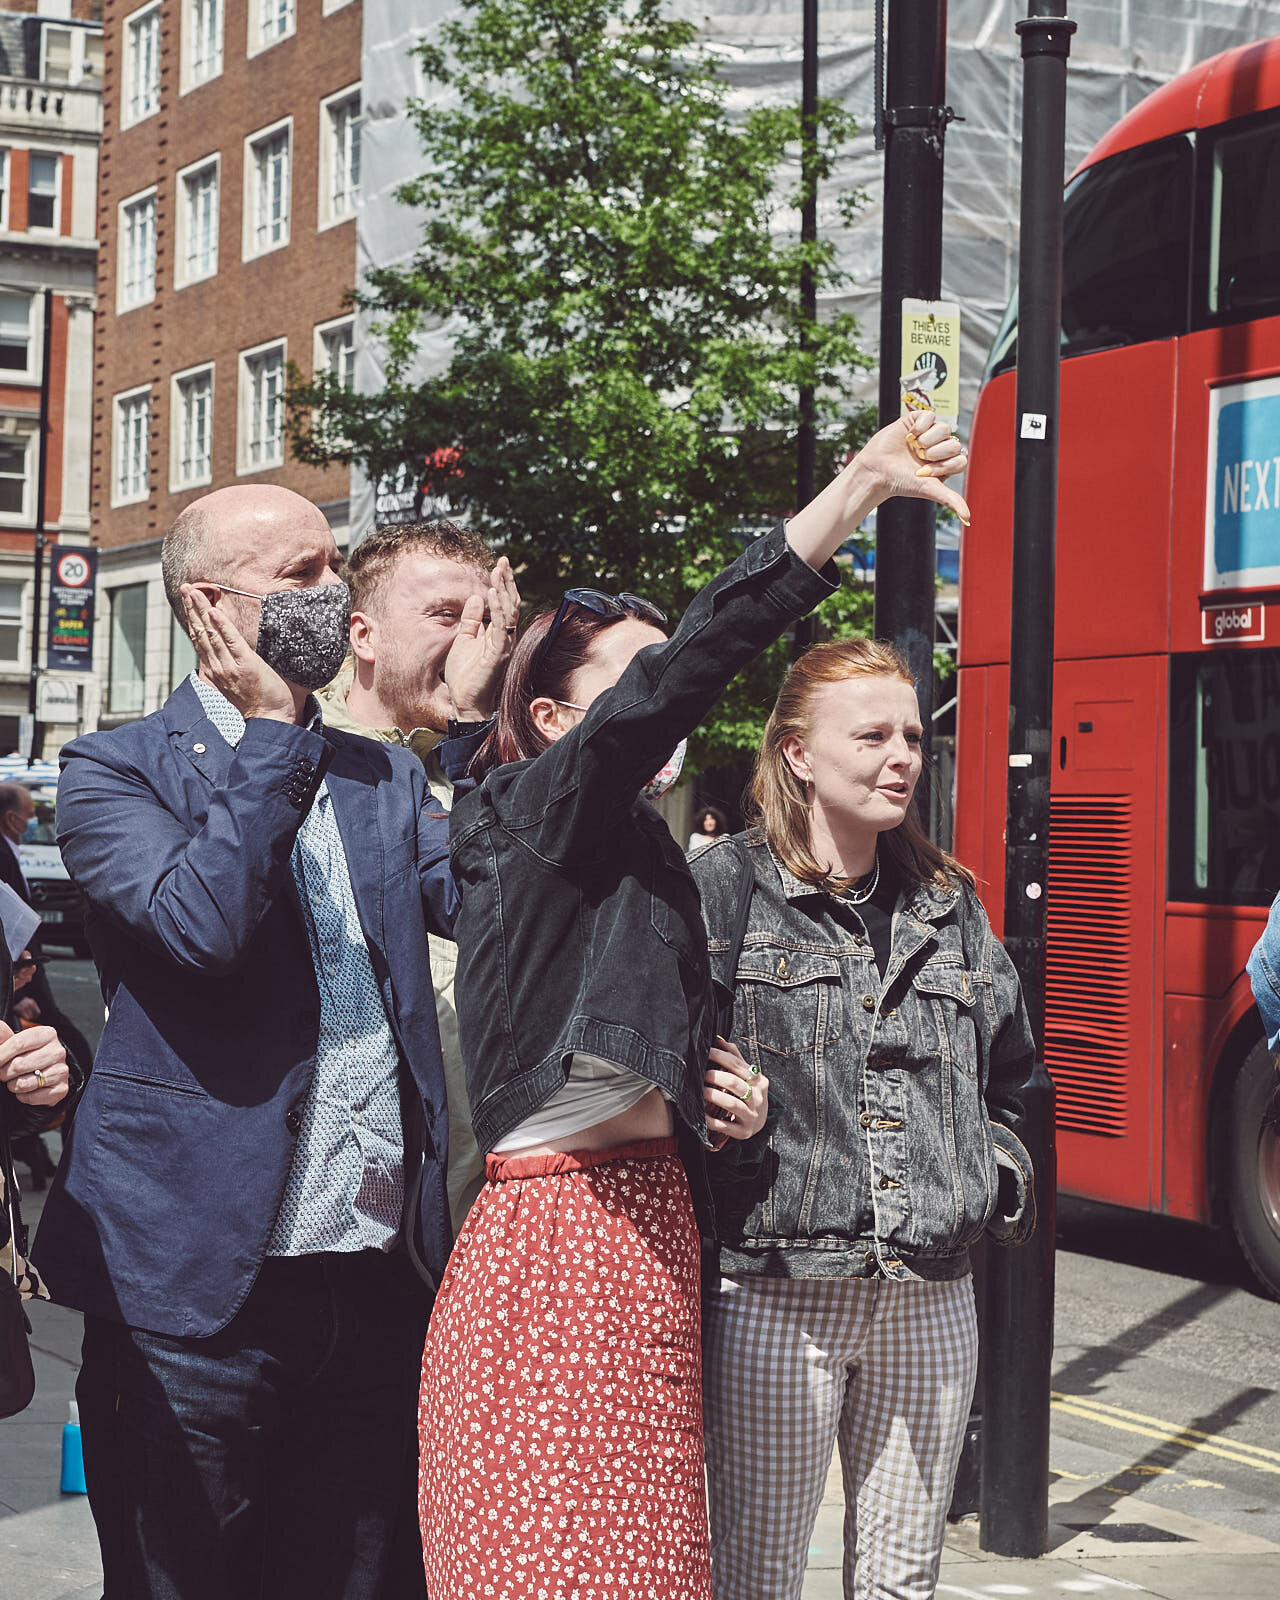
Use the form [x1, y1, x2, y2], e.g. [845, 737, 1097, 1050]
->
[36, 678, 460, 1338]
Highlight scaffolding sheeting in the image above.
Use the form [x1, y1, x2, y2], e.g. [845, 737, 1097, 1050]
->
[352, 0, 1278, 535]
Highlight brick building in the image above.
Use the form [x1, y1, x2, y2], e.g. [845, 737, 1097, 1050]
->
[0, 0, 99, 755]
[92, 0, 359, 726]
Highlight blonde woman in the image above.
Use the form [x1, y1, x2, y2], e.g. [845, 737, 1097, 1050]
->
[690, 639, 1036, 1600]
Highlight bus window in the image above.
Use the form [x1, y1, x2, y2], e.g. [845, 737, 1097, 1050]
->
[1168, 649, 1280, 906]
[987, 134, 1193, 378]
[1203, 113, 1280, 320]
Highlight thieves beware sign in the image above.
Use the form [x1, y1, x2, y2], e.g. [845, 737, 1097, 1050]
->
[47, 546, 97, 672]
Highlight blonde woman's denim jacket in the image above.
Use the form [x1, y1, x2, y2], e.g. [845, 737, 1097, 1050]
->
[690, 829, 1037, 1281]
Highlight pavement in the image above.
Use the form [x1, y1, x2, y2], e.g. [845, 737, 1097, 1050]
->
[4, 963, 1278, 1599]
[4, 1158, 1277, 1600]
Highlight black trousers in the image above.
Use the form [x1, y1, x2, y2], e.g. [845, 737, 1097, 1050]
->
[78, 1249, 430, 1600]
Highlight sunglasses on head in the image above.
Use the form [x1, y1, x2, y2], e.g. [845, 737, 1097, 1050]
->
[533, 588, 668, 682]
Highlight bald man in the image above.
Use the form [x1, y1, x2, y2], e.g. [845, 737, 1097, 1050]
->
[36, 486, 507, 1600]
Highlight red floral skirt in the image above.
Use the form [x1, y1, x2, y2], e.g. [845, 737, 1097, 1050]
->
[418, 1138, 711, 1600]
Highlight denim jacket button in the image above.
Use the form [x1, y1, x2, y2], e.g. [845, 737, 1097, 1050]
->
[878, 1174, 893, 1189]
[861, 994, 876, 1012]
[859, 1111, 874, 1128]
[864, 1250, 877, 1269]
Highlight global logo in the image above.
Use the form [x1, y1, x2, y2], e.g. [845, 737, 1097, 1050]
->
[1201, 602, 1265, 644]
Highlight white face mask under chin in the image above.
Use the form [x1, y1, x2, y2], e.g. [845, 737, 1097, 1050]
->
[641, 738, 687, 802]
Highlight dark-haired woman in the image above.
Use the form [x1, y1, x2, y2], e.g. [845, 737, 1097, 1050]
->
[417, 412, 971, 1600]
[690, 638, 1037, 1600]
[689, 805, 729, 854]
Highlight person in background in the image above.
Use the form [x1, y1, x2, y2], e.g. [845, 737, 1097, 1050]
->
[691, 637, 1037, 1600]
[0, 783, 92, 1189]
[419, 409, 969, 1600]
[318, 519, 519, 1229]
[689, 804, 729, 854]
[35, 484, 506, 1600]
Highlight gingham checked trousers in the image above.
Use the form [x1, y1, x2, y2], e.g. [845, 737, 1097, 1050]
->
[703, 1273, 978, 1600]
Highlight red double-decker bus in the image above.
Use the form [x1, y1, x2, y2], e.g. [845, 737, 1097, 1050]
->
[956, 36, 1280, 1295]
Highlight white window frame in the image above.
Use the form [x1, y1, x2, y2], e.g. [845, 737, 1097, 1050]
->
[247, 0, 295, 58]
[41, 23, 101, 87]
[174, 154, 219, 288]
[26, 149, 61, 235]
[170, 363, 215, 491]
[0, 431, 34, 525]
[112, 385, 152, 507]
[318, 84, 361, 230]
[237, 339, 287, 475]
[122, 2, 162, 130]
[0, 577, 25, 663]
[180, 0, 223, 94]
[321, 0, 354, 12]
[117, 185, 157, 311]
[314, 314, 355, 389]
[243, 118, 292, 261]
[0, 291, 38, 384]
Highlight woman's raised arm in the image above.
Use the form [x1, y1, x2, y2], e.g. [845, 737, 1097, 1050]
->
[785, 410, 969, 573]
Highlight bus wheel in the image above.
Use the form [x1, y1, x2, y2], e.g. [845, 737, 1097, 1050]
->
[1228, 1040, 1280, 1300]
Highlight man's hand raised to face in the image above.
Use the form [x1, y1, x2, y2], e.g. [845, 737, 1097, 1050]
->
[444, 557, 522, 724]
[181, 586, 299, 725]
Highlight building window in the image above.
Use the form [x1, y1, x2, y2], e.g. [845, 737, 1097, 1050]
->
[176, 157, 218, 286]
[170, 613, 196, 690]
[119, 188, 157, 309]
[0, 293, 33, 376]
[27, 153, 59, 232]
[108, 584, 148, 716]
[250, 0, 295, 55]
[316, 316, 355, 390]
[240, 342, 285, 472]
[0, 580, 22, 662]
[124, 3, 161, 128]
[182, 0, 223, 90]
[245, 122, 291, 258]
[172, 365, 213, 489]
[41, 24, 102, 86]
[320, 88, 360, 227]
[0, 436, 30, 520]
[113, 388, 151, 505]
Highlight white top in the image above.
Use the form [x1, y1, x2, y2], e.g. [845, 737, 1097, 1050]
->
[491, 1054, 659, 1153]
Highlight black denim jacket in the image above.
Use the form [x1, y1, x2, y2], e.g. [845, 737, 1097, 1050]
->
[448, 525, 837, 1159]
[690, 829, 1037, 1281]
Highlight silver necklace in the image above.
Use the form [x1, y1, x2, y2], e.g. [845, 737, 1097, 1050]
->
[831, 854, 879, 905]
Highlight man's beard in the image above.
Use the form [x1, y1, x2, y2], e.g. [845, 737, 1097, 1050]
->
[377, 642, 451, 734]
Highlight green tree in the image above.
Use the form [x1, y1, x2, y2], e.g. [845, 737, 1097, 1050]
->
[287, 0, 875, 766]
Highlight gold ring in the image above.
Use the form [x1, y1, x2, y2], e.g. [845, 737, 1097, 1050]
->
[34, 1070, 46, 1090]
[739, 1084, 752, 1104]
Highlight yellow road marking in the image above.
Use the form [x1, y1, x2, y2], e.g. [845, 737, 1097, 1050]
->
[1051, 1392, 1280, 1477]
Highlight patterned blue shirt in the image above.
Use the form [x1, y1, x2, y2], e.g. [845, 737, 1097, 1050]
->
[190, 676, 405, 1257]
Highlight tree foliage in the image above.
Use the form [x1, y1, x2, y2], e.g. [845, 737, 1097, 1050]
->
[287, 0, 876, 765]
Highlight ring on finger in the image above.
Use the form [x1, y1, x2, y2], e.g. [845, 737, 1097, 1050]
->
[748, 1063, 761, 1078]
[739, 1084, 753, 1104]
[34, 1069, 46, 1090]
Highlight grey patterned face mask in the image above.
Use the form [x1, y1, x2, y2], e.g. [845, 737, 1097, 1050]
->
[218, 581, 351, 691]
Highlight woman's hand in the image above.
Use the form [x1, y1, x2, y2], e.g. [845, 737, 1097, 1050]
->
[0, 1020, 69, 1107]
[704, 1035, 769, 1148]
[785, 408, 969, 572]
[854, 410, 970, 522]
[444, 557, 522, 724]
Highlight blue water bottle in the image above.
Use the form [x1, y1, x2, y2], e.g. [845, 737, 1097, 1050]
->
[60, 1400, 86, 1494]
